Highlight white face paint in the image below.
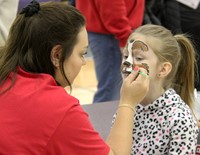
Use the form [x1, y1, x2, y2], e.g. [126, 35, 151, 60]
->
[126, 40, 134, 72]
[122, 40, 149, 77]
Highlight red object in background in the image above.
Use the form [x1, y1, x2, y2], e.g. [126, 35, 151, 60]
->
[196, 145, 200, 155]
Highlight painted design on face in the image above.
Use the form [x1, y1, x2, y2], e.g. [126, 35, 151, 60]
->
[124, 39, 134, 73]
[122, 40, 149, 75]
[140, 63, 149, 75]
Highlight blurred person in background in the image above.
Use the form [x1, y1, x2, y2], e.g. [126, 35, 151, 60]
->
[0, 0, 19, 46]
[143, 0, 200, 91]
[76, 0, 145, 103]
[178, 1, 200, 91]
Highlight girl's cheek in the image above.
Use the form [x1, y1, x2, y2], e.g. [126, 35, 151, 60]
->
[133, 63, 150, 75]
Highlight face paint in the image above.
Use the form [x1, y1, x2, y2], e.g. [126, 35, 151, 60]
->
[132, 41, 148, 52]
[125, 40, 134, 72]
[125, 63, 149, 76]
[141, 63, 149, 75]
[122, 40, 149, 75]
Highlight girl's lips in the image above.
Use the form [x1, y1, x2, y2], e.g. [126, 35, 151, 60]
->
[122, 67, 132, 75]
[121, 72, 129, 78]
[121, 70, 131, 74]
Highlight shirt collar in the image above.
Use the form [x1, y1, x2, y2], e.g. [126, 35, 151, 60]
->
[136, 88, 182, 113]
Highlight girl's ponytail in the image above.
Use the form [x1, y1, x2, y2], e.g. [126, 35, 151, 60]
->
[174, 34, 196, 109]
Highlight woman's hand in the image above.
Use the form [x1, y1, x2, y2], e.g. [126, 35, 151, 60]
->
[120, 66, 149, 107]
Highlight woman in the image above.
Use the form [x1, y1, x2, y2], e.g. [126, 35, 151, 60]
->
[0, 1, 149, 154]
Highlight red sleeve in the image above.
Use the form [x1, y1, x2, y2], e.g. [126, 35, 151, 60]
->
[44, 103, 110, 155]
[94, 0, 143, 47]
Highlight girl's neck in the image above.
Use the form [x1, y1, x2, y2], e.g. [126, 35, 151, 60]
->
[140, 86, 165, 106]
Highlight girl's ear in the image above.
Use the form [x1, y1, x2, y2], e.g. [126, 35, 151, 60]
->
[50, 45, 62, 68]
[158, 62, 172, 78]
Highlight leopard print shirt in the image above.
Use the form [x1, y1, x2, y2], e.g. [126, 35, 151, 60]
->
[113, 88, 199, 155]
[132, 88, 199, 155]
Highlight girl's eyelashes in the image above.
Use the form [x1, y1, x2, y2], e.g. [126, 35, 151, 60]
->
[135, 57, 143, 61]
[83, 51, 88, 55]
[123, 55, 144, 61]
[123, 55, 128, 59]
[80, 51, 87, 57]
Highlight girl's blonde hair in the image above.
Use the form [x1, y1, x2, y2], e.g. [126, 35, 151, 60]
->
[133, 24, 198, 122]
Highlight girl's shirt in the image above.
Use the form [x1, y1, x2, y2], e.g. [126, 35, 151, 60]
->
[133, 88, 199, 154]
[112, 88, 199, 155]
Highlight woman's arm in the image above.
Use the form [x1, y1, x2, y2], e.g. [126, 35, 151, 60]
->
[107, 67, 149, 155]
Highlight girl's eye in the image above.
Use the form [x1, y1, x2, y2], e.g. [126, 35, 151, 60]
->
[81, 51, 87, 57]
[83, 51, 88, 55]
[136, 57, 143, 61]
[123, 55, 128, 59]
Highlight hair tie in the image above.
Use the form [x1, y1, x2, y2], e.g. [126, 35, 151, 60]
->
[20, 0, 40, 17]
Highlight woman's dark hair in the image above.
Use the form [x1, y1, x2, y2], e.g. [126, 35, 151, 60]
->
[0, 1, 85, 94]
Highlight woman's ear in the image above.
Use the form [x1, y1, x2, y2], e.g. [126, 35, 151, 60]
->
[50, 45, 62, 68]
[158, 62, 172, 78]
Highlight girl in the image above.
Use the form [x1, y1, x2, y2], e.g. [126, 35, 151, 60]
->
[119, 24, 199, 154]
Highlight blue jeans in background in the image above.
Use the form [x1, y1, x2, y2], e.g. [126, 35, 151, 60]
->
[88, 32, 122, 103]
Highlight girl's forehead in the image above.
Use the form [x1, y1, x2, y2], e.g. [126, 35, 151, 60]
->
[126, 39, 149, 53]
[126, 34, 153, 53]
[128, 34, 147, 44]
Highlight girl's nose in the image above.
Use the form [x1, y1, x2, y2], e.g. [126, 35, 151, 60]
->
[123, 61, 131, 67]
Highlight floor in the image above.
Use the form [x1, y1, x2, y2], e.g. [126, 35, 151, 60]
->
[71, 57, 97, 105]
